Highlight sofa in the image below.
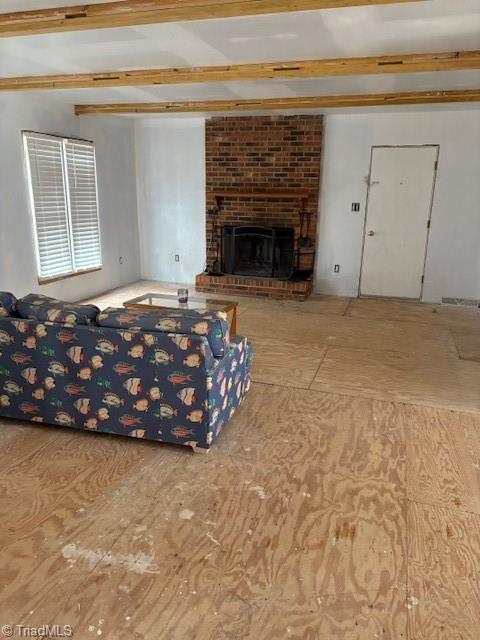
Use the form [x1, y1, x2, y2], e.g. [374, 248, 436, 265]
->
[0, 292, 253, 452]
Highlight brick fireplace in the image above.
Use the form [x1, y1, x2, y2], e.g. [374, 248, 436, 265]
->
[195, 115, 323, 300]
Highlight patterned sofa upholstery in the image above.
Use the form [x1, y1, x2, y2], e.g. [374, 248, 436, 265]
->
[0, 293, 253, 452]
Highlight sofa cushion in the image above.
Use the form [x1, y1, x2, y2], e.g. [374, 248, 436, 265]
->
[16, 293, 99, 326]
[0, 292, 17, 318]
[97, 307, 230, 358]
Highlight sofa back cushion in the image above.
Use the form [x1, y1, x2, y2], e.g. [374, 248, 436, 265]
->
[0, 292, 17, 318]
[16, 294, 99, 326]
[0, 317, 213, 442]
[97, 307, 230, 358]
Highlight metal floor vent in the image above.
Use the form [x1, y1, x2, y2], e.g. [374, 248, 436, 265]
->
[441, 297, 480, 308]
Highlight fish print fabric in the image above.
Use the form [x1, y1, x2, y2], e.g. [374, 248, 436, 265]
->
[207, 336, 253, 444]
[16, 294, 99, 326]
[0, 292, 16, 318]
[0, 299, 253, 450]
[97, 307, 230, 358]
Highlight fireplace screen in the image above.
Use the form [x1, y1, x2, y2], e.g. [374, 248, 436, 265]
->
[222, 226, 294, 278]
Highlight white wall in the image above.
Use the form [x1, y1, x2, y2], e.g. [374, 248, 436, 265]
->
[316, 108, 480, 302]
[135, 118, 206, 284]
[0, 93, 140, 301]
[132, 107, 480, 303]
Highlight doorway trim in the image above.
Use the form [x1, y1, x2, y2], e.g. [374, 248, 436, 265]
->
[357, 144, 440, 301]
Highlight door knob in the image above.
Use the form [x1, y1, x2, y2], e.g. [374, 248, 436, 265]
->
[367, 230, 375, 237]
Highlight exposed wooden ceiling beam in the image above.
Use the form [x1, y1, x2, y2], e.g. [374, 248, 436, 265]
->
[0, 0, 428, 38]
[2, 50, 478, 92]
[74, 89, 480, 115]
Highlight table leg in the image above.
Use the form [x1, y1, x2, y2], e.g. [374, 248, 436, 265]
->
[230, 306, 237, 335]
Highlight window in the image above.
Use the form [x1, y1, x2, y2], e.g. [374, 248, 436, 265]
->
[23, 132, 102, 282]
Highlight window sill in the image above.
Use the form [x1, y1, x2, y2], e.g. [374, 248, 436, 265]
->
[38, 266, 102, 286]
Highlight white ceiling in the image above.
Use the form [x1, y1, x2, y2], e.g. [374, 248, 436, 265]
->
[0, 0, 479, 115]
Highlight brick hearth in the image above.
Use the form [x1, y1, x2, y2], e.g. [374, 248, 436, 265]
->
[196, 273, 313, 301]
[196, 114, 323, 300]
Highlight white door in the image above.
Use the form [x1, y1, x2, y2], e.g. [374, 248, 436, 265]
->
[360, 145, 438, 299]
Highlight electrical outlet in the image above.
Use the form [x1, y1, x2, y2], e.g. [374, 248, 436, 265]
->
[119, 256, 123, 265]
[334, 264, 340, 273]
[351, 203, 361, 212]
[175, 254, 180, 262]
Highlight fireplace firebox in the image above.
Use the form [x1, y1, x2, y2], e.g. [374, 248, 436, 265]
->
[222, 226, 294, 279]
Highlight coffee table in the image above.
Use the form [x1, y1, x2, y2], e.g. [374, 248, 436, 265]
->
[123, 292, 238, 334]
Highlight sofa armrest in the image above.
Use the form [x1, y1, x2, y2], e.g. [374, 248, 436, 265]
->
[205, 335, 253, 447]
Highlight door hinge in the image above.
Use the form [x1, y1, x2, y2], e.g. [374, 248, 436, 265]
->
[434, 160, 438, 170]
[427, 220, 431, 229]
[421, 276, 425, 284]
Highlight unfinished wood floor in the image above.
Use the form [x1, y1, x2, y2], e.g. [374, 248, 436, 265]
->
[1, 282, 479, 639]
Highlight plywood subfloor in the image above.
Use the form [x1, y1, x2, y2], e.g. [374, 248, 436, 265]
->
[311, 346, 480, 414]
[346, 297, 480, 330]
[451, 327, 480, 362]
[1, 281, 479, 639]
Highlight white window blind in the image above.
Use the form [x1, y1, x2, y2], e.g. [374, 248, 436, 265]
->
[23, 132, 102, 281]
[65, 140, 102, 272]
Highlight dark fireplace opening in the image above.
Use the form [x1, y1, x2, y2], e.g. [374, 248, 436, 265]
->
[222, 226, 294, 278]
